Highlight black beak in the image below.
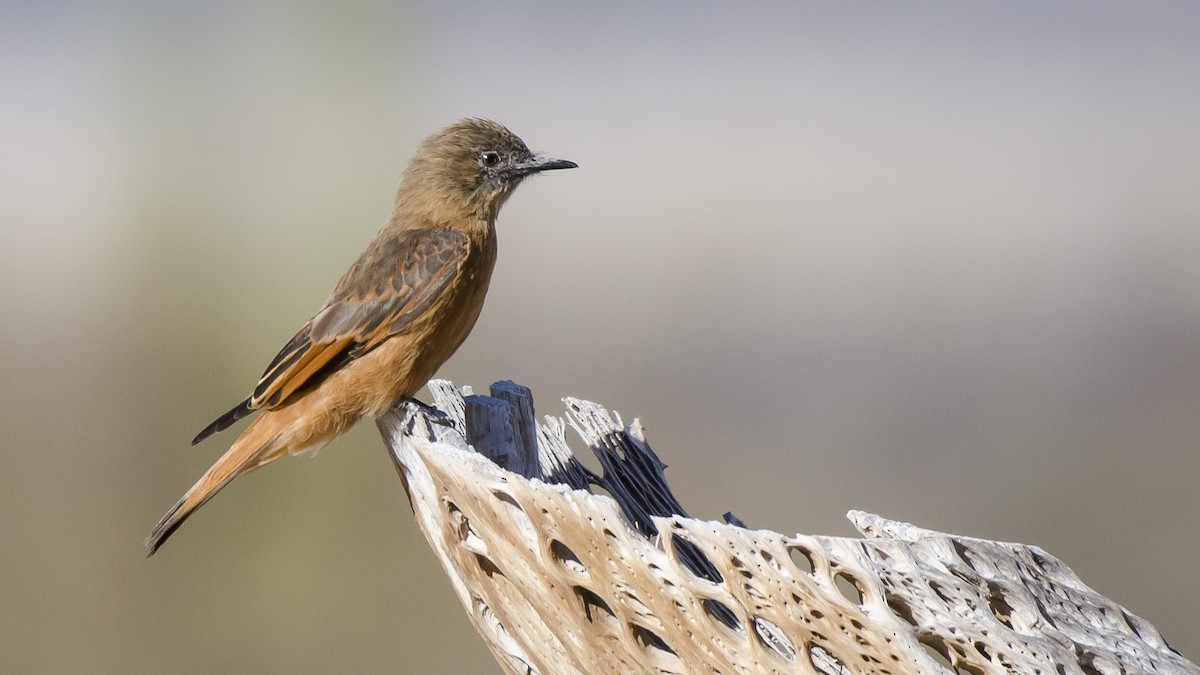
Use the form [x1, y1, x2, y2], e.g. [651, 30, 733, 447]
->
[509, 153, 578, 178]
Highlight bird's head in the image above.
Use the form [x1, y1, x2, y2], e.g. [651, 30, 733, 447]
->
[397, 118, 576, 224]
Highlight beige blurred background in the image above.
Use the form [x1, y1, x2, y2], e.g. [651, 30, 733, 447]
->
[3, 2, 1199, 671]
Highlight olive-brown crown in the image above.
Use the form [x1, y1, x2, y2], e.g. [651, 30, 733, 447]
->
[394, 118, 574, 224]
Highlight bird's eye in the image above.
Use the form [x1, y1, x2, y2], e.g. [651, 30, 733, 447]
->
[480, 151, 500, 167]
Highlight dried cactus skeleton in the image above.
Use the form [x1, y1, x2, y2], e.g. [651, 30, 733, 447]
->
[376, 380, 1196, 675]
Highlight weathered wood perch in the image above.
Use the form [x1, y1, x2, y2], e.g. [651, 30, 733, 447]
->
[376, 380, 1196, 675]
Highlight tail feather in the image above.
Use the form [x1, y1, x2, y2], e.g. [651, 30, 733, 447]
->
[145, 419, 283, 557]
[144, 494, 202, 557]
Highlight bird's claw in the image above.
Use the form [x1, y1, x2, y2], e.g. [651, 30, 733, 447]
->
[406, 397, 457, 428]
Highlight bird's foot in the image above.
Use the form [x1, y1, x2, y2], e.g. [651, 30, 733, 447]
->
[406, 397, 456, 428]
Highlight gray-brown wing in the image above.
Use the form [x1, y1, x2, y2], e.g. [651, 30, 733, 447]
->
[193, 227, 469, 444]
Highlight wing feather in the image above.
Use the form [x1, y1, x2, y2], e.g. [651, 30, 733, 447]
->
[193, 226, 470, 441]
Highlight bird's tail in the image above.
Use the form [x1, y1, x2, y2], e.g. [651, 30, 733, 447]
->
[144, 416, 285, 557]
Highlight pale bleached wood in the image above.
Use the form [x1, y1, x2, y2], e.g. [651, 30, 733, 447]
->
[379, 380, 1197, 675]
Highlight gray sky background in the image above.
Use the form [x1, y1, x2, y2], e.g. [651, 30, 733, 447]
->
[3, 2, 1199, 671]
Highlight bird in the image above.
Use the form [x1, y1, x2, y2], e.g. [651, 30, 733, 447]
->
[145, 118, 576, 556]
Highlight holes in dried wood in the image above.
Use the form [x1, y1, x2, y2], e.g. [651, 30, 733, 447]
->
[807, 643, 846, 675]
[490, 490, 537, 548]
[447, 501, 487, 554]
[1033, 595, 1059, 629]
[918, 634, 954, 671]
[788, 546, 815, 575]
[884, 592, 918, 627]
[629, 623, 675, 655]
[670, 535, 723, 583]
[702, 599, 741, 631]
[1076, 649, 1107, 675]
[948, 564, 979, 586]
[928, 579, 953, 604]
[985, 581, 1015, 630]
[752, 616, 796, 662]
[1121, 609, 1146, 641]
[574, 586, 616, 624]
[549, 539, 586, 574]
[833, 572, 864, 606]
[474, 554, 504, 579]
[917, 634, 985, 675]
[649, 563, 675, 588]
[952, 540, 976, 570]
[1030, 548, 1053, 572]
[758, 548, 786, 575]
[447, 502, 466, 539]
[490, 489, 523, 510]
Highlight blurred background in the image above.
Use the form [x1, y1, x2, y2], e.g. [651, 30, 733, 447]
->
[3, 2, 1199, 671]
